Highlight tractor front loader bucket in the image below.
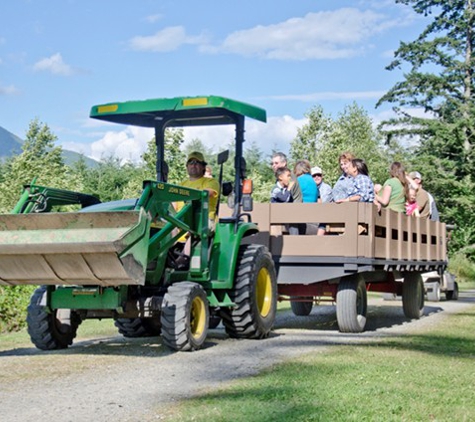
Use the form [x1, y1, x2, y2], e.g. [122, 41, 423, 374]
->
[0, 209, 151, 287]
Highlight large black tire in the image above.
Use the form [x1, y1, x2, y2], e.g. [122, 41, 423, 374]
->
[290, 297, 313, 316]
[446, 281, 459, 300]
[115, 317, 161, 338]
[221, 244, 277, 339]
[161, 282, 209, 351]
[27, 286, 81, 350]
[336, 275, 367, 333]
[402, 272, 424, 319]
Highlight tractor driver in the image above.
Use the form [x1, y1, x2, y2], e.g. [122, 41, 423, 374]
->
[180, 151, 220, 221]
[174, 151, 220, 233]
[172, 152, 220, 268]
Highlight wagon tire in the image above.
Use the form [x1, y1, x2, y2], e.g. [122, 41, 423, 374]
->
[290, 297, 313, 316]
[403, 272, 424, 319]
[336, 275, 367, 333]
[446, 281, 459, 301]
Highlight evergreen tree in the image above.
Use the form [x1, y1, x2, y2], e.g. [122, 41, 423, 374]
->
[377, 0, 475, 254]
[377, 0, 475, 175]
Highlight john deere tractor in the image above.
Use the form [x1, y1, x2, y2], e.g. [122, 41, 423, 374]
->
[0, 95, 277, 351]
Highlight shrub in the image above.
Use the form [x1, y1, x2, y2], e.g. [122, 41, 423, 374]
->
[0, 285, 36, 333]
[448, 253, 475, 283]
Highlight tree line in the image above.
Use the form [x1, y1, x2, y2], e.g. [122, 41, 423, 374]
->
[0, 0, 474, 332]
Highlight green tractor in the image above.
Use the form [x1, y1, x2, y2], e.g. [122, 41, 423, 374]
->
[0, 95, 277, 351]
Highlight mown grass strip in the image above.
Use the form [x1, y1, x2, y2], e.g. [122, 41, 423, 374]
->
[166, 300, 475, 421]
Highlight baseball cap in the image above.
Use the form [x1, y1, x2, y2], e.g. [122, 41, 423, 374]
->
[311, 166, 323, 176]
[409, 171, 422, 180]
[187, 151, 207, 165]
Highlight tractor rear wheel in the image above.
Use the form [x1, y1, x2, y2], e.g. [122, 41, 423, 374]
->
[336, 275, 367, 333]
[402, 272, 424, 319]
[290, 297, 313, 316]
[161, 282, 209, 351]
[115, 317, 161, 337]
[27, 286, 81, 350]
[221, 244, 277, 339]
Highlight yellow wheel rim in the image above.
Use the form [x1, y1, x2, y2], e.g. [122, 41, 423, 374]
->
[190, 296, 206, 339]
[256, 267, 272, 318]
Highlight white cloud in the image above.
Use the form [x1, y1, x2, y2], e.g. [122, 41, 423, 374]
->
[64, 126, 153, 164]
[264, 90, 387, 102]
[65, 115, 305, 163]
[144, 14, 163, 23]
[184, 115, 305, 154]
[33, 53, 74, 76]
[202, 8, 403, 60]
[128, 26, 207, 52]
[0, 83, 18, 95]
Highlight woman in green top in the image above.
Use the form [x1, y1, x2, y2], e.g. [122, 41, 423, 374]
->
[374, 162, 409, 212]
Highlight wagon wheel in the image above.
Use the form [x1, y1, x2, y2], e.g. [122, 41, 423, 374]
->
[402, 272, 424, 319]
[336, 275, 367, 333]
[290, 297, 313, 316]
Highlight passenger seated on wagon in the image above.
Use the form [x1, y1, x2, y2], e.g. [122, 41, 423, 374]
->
[311, 165, 333, 236]
[406, 187, 420, 217]
[294, 159, 318, 203]
[271, 167, 299, 235]
[335, 159, 375, 203]
[332, 152, 355, 202]
[374, 162, 409, 213]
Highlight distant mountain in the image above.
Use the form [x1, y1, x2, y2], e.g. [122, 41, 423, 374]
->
[0, 126, 23, 157]
[0, 125, 99, 168]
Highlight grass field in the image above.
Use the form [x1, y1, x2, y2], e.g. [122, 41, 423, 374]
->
[164, 286, 475, 421]
[2, 285, 474, 421]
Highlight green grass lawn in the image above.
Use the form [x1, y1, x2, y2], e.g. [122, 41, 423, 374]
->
[163, 288, 475, 421]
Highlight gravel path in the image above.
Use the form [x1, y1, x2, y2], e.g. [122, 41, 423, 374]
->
[1, 291, 474, 422]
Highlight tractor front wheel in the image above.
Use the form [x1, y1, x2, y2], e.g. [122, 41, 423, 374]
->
[221, 244, 277, 339]
[161, 282, 209, 351]
[27, 286, 81, 350]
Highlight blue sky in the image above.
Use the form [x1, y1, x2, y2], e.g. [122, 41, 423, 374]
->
[0, 0, 429, 163]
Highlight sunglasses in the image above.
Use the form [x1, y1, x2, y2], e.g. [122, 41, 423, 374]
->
[187, 159, 204, 165]
[312, 173, 322, 177]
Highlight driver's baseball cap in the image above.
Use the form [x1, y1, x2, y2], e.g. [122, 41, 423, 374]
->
[187, 151, 207, 165]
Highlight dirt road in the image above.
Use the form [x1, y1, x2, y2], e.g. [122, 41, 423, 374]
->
[1, 292, 474, 422]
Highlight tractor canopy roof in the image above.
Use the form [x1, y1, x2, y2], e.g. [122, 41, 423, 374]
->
[90, 95, 266, 128]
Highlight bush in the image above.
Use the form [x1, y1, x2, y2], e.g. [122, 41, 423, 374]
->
[0, 285, 36, 333]
[448, 253, 475, 283]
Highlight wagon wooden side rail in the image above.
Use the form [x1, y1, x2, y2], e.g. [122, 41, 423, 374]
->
[220, 202, 447, 332]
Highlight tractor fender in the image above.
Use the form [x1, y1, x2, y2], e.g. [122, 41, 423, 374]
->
[209, 221, 259, 289]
